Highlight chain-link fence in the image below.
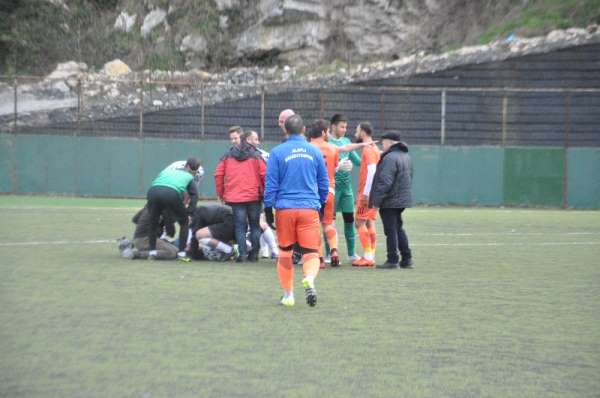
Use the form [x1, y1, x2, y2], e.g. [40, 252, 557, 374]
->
[1, 75, 599, 147]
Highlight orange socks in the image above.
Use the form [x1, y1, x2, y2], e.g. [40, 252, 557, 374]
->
[323, 223, 338, 252]
[368, 224, 377, 253]
[277, 250, 294, 292]
[302, 252, 320, 280]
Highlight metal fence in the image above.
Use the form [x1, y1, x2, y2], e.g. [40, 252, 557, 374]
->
[1, 75, 599, 147]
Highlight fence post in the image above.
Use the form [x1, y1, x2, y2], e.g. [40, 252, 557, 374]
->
[319, 91, 324, 119]
[76, 77, 82, 137]
[260, 85, 265, 140]
[139, 76, 144, 138]
[440, 89, 446, 145]
[13, 76, 18, 132]
[563, 93, 572, 208]
[380, 91, 385, 132]
[200, 82, 205, 138]
[501, 94, 508, 146]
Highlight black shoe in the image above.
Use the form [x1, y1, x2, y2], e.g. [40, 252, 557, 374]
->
[400, 258, 414, 269]
[330, 249, 340, 267]
[236, 256, 247, 263]
[292, 249, 302, 265]
[377, 261, 399, 269]
[247, 254, 259, 262]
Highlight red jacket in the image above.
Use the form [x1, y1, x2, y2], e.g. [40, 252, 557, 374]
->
[214, 143, 266, 203]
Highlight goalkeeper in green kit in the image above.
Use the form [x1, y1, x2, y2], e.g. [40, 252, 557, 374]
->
[325, 114, 361, 263]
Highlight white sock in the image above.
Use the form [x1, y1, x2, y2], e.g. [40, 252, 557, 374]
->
[283, 291, 294, 299]
[364, 251, 375, 261]
[216, 241, 232, 254]
[186, 228, 193, 245]
[149, 250, 157, 256]
[262, 227, 278, 255]
[177, 251, 186, 258]
[199, 238, 212, 246]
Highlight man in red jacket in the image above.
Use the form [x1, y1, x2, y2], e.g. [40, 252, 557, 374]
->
[214, 139, 267, 262]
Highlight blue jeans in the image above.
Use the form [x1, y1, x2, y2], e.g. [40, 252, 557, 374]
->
[230, 201, 262, 258]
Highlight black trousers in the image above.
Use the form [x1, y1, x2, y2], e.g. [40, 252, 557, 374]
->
[379, 208, 411, 264]
[147, 186, 189, 252]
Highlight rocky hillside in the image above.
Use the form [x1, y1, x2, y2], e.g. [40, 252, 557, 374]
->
[2, 0, 600, 75]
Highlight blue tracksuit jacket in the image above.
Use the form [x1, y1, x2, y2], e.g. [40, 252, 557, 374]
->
[264, 134, 329, 210]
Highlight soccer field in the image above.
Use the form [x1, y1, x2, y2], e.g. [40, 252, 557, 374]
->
[0, 196, 599, 398]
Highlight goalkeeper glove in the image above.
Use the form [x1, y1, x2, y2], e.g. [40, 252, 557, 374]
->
[264, 207, 276, 230]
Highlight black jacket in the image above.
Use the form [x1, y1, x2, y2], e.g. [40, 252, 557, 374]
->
[190, 204, 233, 232]
[369, 142, 413, 209]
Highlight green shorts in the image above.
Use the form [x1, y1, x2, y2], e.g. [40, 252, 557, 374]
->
[335, 188, 355, 214]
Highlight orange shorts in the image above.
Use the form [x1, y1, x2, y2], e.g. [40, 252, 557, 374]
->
[275, 209, 322, 250]
[321, 192, 335, 225]
[355, 201, 378, 221]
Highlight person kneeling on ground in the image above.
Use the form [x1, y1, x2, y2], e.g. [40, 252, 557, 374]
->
[188, 204, 237, 262]
[119, 206, 178, 260]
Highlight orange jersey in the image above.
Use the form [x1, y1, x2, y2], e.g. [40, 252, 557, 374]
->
[358, 144, 381, 195]
[311, 138, 340, 189]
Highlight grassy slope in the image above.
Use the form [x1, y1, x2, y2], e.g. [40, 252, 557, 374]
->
[0, 197, 599, 397]
[480, 0, 600, 43]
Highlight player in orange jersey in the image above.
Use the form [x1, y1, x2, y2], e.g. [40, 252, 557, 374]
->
[352, 122, 381, 267]
[308, 119, 377, 268]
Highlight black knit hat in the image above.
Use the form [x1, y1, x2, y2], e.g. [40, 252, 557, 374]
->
[381, 131, 402, 141]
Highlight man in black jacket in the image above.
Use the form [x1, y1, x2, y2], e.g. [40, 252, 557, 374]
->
[369, 131, 414, 269]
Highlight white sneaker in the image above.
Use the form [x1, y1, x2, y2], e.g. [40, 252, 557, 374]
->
[324, 256, 331, 264]
[348, 254, 360, 262]
[259, 245, 270, 258]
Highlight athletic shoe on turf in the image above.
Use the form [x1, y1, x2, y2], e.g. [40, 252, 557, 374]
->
[400, 258, 414, 269]
[302, 278, 317, 307]
[330, 249, 340, 267]
[177, 251, 191, 263]
[324, 255, 331, 264]
[352, 257, 375, 267]
[348, 254, 360, 263]
[259, 245, 270, 258]
[117, 237, 132, 253]
[377, 261, 399, 269]
[121, 247, 136, 259]
[279, 296, 295, 307]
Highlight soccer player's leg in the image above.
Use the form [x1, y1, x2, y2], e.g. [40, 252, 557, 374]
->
[322, 193, 339, 267]
[353, 202, 375, 267]
[336, 187, 357, 260]
[275, 209, 298, 306]
[297, 209, 322, 307]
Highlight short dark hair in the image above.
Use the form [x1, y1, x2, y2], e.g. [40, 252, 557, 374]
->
[284, 114, 304, 135]
[330, 114, 347, 125]
[186, 157, 200, 171]
[358, 122, 373, 136]
[228, 125, 243, 135]
[308, 119, 329, 139]
[241, 130, 258, 142]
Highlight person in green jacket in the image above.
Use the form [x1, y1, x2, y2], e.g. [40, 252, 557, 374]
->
[146, 157, 200, 261]
[326, 114, 361, 263]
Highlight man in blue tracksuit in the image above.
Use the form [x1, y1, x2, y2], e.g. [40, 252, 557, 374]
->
[264, 114, 329, 307]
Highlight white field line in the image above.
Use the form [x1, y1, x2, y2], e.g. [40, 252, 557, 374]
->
[0, 239, 598, 248]
[411, 241, 600, 247]
[0, 239, 113, 247]
[0, 206, 141, 211]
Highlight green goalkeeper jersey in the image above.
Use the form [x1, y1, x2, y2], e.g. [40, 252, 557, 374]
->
[329, 136, 361, 190]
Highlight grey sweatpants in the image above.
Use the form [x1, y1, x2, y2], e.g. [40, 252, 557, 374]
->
[133, 237, 178, 260]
